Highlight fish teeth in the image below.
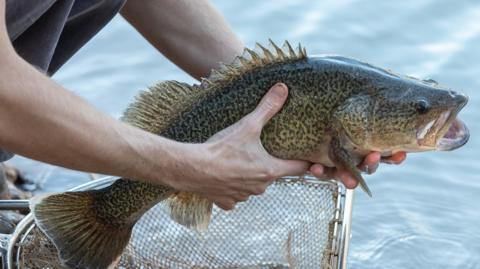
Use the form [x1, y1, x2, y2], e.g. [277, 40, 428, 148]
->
[417, 111, 452, 140]
[417, 120, 435, 139]
[435, 110, 452, 136]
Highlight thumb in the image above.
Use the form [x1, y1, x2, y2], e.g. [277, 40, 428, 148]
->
[248, 83, 288, 127]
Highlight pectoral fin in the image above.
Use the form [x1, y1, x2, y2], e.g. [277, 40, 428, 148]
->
[330, 138, 372, 197]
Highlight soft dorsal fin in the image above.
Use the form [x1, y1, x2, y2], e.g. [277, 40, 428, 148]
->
[122, 81, 206, 134]
[201, 39, 307, 90]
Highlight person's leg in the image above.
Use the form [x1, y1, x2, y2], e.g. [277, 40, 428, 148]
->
[48, 0, 127, 75]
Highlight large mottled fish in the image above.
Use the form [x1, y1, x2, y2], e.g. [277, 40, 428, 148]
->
[30, 40, 469, 269]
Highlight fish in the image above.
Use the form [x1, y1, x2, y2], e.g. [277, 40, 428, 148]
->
[30, 40, 469, 269]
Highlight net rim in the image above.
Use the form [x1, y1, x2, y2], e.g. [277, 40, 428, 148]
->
[6, 176, 352, 269]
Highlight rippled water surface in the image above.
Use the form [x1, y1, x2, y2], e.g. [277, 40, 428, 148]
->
[8, 1, 480, 268]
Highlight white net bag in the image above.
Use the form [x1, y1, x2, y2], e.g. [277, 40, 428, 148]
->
[5, 176, 349, 269]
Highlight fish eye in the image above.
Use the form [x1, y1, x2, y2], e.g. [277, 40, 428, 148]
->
[416, 99, 430, 114]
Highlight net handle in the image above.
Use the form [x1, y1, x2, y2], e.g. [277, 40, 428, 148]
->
[0, 200, 29, 211]
[338, 189, 355, 269]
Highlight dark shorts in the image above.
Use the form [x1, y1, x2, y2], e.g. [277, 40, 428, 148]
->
[0, 0, 127, 161]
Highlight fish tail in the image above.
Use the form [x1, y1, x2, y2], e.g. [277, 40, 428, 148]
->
[31, 191, 132, 269]
[167, 191, 212, 231]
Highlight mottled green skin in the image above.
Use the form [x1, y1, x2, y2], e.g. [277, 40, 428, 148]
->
[93, 180, 172, 225]
[83, 55, 467, 225]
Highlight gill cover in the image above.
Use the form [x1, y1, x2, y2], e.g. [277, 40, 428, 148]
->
[333, 94, 373, 148]
[331, 94, 374, 197]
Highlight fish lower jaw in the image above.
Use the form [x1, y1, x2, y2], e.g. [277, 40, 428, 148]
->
[416, 110, 469, 151]
[436, 118, 469, 151]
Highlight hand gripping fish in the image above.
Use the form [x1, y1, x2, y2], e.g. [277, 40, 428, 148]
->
[30, 40, 469, 269]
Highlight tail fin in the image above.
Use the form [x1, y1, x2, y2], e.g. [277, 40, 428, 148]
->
[167, 191, 212, 231]
[31, 191, 132, 269]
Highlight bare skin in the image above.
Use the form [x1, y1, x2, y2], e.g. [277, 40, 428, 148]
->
[0, 0, 405, 210]
[121, 0, 244, 79]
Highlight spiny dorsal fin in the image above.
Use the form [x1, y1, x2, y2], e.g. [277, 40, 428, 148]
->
[200, 40, 307, 90]
[284, 40, 296, 58]
[269, 39, 286, 60]
[245, 48, 262, 65]
[123, 40, 307, 134]
[256, 42, 275, 61]
[122, 81, 205, 134]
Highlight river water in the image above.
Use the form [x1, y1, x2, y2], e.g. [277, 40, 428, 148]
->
[8, 1, 480, 268]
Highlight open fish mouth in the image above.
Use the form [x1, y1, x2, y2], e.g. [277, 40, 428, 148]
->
[417, 110, 469, 151]
[437, 118, 469, 151]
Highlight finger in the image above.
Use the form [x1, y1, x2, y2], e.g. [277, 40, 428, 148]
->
[321, 166, 338, 179]
[382, 151, 407, 164]
[232, 180, 270, 194]
[309, 163, 325, 178]
[359, 152, 381, 174]
[336, 170, 359, 189]
[249, 183, 269, 195]
[233, 193, 250, 202]
[271, 159, 311, 178]
[247, 83, 288, 127]
[213, 199, 236, 210]
[309, 164, 336, 180]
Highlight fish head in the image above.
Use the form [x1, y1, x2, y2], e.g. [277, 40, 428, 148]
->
[334, 73, 469, 153]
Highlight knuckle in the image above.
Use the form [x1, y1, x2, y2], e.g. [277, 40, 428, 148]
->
[244, 118, 261, 133]
[225, 201, 236, 210]
[263, 99, 277, 111]
[235, 194, 249, 202]
[252, 186, 266, 195]
[217, 203, 229, 210]
[216, 199, 236, 210]
[264, 167, 277, 180]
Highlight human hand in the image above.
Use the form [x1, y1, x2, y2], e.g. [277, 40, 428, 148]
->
[309, 151, 407, 189]
[185, 83, 310, 210]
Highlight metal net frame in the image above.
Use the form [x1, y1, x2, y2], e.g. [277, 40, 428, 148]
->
[0, 176, 353, 269]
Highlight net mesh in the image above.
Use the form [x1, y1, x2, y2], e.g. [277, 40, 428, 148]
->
[15, 178, 340, 269]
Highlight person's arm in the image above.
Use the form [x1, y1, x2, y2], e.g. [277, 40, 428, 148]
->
[121, 0, 243, 80]
[0, 0, 310, 209]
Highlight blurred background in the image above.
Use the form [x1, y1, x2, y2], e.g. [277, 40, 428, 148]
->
[7, 0, 480, 268]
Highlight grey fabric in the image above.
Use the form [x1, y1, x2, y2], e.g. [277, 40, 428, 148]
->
[0, 0, 127, 161]
[0, 151, 14, 162]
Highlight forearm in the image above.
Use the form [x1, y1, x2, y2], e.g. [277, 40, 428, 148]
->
[121, 0, 244, 79]
[0, 51, 192, 184]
